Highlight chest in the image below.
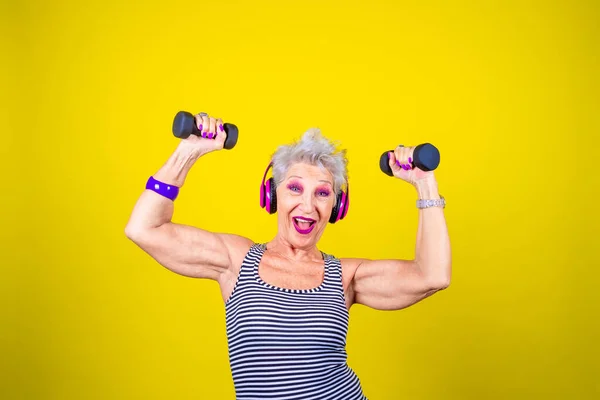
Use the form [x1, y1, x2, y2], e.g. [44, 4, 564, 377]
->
[257, 255, 325, 290]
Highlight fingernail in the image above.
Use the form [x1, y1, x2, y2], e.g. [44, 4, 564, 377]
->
[408, 157, 412, 164]
[198, 124, 203, 131]
[219, 124, 224, 132]
[403, 164, 409, 170]
[206, 133, 211, 139]
[212, 133, 217, 140]
[396, 160, 401, 167]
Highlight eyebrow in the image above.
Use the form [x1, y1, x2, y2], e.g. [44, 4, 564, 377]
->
[289, 176, 333, 186]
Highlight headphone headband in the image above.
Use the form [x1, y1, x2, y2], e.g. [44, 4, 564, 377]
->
[261, 162, 273, 186]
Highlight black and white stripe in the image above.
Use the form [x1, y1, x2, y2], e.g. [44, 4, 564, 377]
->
[225, 243, 368, 400]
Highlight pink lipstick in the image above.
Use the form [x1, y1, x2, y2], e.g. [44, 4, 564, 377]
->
[292, 216, 316, 235]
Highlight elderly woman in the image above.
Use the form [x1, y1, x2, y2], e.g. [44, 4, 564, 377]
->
[125, 113, 451, 400]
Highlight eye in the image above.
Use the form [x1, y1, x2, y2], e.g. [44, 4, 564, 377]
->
[317, 190, 331, 197]
[287, 183, 302, 193]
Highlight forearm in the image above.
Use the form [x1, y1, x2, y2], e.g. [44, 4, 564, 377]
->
[414, 177, 451, 287]
[125, 143, 201, 235]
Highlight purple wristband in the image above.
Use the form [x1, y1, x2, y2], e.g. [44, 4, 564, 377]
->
[146, 176, 179, 201]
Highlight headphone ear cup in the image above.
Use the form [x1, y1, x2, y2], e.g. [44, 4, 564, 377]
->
[329, 191, 342, 224]
[340, 190, 349, 219]
[266, 177, 277, 214]
[260, 181, 266, 209]
[329, 190, 350, 223]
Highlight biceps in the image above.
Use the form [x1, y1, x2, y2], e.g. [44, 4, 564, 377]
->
[352, 260, 436, 310]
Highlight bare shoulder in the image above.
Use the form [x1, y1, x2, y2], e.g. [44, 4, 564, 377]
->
[339, 258, 363, 288]
[218, 233, 254, 268]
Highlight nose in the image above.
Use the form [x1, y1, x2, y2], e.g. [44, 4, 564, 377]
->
[300, 192, 316, 214]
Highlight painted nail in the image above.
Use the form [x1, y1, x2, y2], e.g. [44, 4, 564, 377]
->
[396, 160, 401, 167]
[219, 124, 224, 132]
[212, 133, 217, 140]
[408, 157, 412, 164]
[199, 124, 203, 131]
[403, 164, 409, 170]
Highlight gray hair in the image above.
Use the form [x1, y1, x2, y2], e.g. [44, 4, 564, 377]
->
[271, 128, 348, 194]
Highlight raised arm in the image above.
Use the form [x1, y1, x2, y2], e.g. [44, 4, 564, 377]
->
[343, 146, 451, 311]
[125, 114, 252, 281]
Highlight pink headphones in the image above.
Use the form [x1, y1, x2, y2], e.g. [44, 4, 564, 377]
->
[260, 162, 349, 223]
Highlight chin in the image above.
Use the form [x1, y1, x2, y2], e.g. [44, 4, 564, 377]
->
[292, 226, 323, 246]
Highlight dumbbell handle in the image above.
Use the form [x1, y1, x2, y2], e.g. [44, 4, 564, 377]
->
[172, 111, 239, 150]
[380, 143, 440, 176]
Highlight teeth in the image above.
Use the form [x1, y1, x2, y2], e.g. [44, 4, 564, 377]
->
[295, 218, 312, 223]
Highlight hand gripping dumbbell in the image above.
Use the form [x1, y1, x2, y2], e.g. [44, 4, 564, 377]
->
[379, 143, 440, 176]
[172, 111, 239, 150]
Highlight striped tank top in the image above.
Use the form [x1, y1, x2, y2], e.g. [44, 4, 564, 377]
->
[225, 243, 368, 400]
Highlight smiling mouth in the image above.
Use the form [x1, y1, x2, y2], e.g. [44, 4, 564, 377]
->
[292, 217, 316, 234]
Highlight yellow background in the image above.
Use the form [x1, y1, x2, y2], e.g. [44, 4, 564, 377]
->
[2, 0, 599, 398]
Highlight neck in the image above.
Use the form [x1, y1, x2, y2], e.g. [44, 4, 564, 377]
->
[266, 234, 321, 262]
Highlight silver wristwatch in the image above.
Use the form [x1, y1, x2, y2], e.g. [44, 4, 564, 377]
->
[416, 195, 445, 209]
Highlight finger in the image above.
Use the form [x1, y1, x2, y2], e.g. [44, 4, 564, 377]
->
[203, 115, 212, 138]
[394, 145, 407, 170]
[388, 151, 402, 173]
[214, 118, 225, 140]
[207, 117, 217, 139]
[194, 114, 209, 134]
[196, 114, 209, 138]
[407, 147, 415, 170]
[400, 146, 413, 170]
[401, 146, 412, 170]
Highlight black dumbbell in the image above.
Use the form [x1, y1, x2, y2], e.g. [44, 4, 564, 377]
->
[379, 143, 440, 176]
[172, 111, 239, 150]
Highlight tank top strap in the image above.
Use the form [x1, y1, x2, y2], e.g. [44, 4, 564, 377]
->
[233, 243, 265, 276]
[319, 247, 339, 264]
[225, 243, 265, 305]
[255, 242, 267, 252]
[320, 250, 344, 293]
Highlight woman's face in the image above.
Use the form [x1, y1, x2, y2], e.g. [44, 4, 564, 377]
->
[276, 162, 336, 249]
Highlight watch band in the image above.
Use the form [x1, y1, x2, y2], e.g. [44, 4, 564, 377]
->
[416, 195, 445, 209]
